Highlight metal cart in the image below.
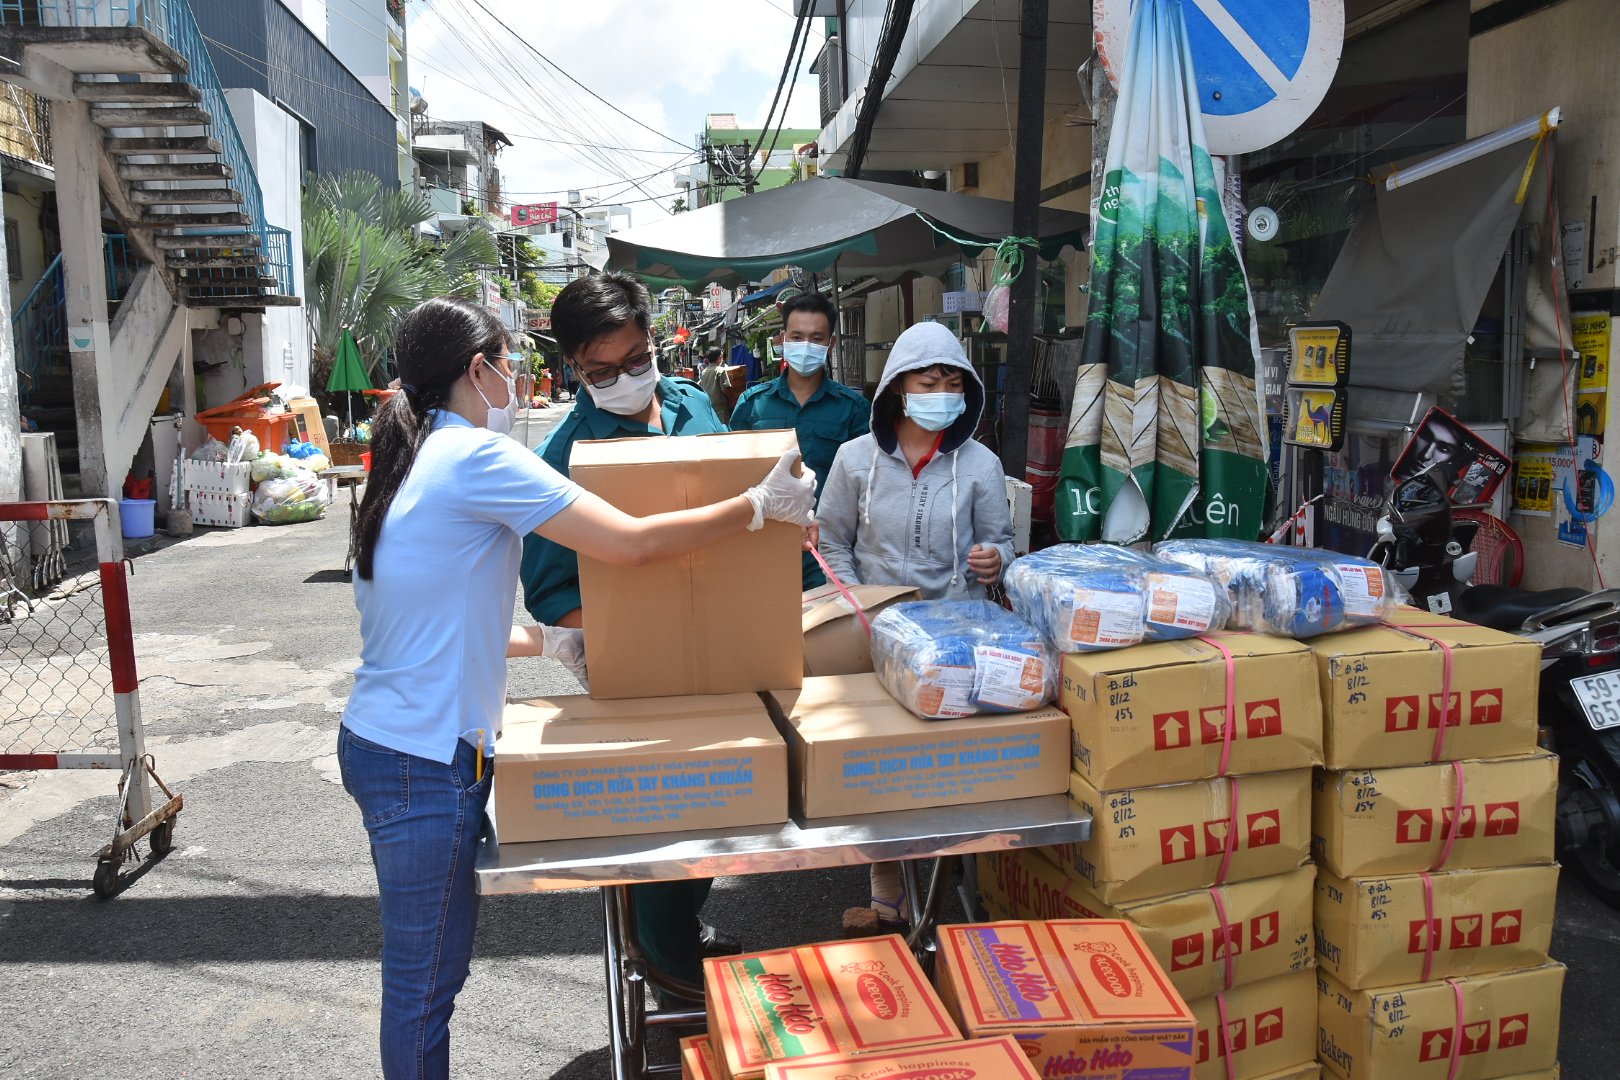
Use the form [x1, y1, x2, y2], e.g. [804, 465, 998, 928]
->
[476, 793, 1092, 1080]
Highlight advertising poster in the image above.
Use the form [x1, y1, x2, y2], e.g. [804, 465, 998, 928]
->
[1512, 443, 1555, 517]
[1391, 407, 1512, 507]
[1555, 435, 1602, 547]
[1573, 312, 1610, 436]
[1322, 431, 1398, 557]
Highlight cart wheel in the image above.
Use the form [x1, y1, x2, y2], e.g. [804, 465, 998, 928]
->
[149, 819, 174, 857]
[92, 858, 121, 898]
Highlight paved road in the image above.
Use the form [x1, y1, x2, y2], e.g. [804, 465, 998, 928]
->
[0, 404, 1616, 1077]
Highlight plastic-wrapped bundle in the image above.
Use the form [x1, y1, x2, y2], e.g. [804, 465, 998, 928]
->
[871, 599, 1058, 719]
[1153, 538, 1397, 639]
[1005, 545, 1231, 651]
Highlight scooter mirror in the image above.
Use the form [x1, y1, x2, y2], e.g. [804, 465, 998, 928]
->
[1453, 550, 1478, 584]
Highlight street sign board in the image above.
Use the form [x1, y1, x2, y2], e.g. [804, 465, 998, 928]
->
[1095, 0, 1344, 155]
[511, 202, 559, 227]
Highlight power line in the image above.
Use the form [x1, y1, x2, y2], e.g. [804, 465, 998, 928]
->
[455, 0, 698, 153]
[761, 13, 816, 178]
[750, 6, 808, 191]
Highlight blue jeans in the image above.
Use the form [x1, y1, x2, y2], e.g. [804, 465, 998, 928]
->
[339, 726, 491, 1080]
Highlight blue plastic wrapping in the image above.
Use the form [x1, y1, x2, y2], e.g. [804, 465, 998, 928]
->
[870, 600, 1059, 719]
[1153, 539, 1399, 639]
[1004, 544, 1231, 651]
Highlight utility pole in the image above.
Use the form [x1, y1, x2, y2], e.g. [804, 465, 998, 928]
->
[743, 139, 756, 195]
[1001, 0, 1049, 479]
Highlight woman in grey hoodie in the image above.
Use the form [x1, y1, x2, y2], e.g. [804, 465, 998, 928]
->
[815, 320, 1015, 927]
[816, 321, 1015, 602]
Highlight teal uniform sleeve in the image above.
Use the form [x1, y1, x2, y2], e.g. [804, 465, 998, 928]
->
[728, 389, 757, 432]
[519, 422, 586, 624]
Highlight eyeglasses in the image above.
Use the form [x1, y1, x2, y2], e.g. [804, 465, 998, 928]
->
[574, 348, 654, 389]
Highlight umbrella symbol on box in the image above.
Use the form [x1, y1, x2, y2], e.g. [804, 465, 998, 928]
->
[1161, 825, 1197, 864]
[1450, 915, 1483, 949]
[1246, 810, 1281, 847]
[1498, 1015, 1530, 1049]
[1491, 910, 1523, 946]
[1470, 689, 1503, 725]
[1155, 711, 1192, 750]
[1244, 699, 1281, 738]
[1419, 1029, 1453, 1062]
[1485, 802, 1520, 836]
[1171, 932, 1204, 970]
[1386, 696, 1420, 733]
[1461, 1022, 1491, 1055]
[1212, 923, 1243, 959]
[1255, 1008, 1284, 1045]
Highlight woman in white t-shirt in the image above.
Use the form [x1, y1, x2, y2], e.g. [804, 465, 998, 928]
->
[340, 296, 815, 1080]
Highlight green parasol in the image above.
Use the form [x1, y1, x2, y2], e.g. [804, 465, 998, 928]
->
[327, 328, 372, 432]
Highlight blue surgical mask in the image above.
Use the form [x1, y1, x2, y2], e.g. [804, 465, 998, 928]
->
[904, 392, 967, 432]
[782, 341, 829, 376]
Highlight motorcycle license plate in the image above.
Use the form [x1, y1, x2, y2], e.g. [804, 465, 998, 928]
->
[1572, 670, 1620, 731]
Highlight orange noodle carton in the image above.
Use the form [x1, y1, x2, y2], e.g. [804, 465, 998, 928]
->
[704, 935, 959, 1079]
[935, 919, 1197, 1079]
[763, 1035, 1040, 1079]
[681, 1035, 721, 1080]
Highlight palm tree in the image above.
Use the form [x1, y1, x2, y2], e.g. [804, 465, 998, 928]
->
[303, 171, 498, 386]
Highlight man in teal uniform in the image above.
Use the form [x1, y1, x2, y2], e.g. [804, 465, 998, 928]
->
[729, 291, 870, 587]
[520, 271, 736, 997]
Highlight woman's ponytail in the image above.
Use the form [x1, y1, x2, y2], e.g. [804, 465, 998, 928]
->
[352, 297, 510, 580]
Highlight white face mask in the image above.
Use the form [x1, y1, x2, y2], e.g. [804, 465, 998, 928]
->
[588, 363, 659, 416]
[475, 359, 517, 435]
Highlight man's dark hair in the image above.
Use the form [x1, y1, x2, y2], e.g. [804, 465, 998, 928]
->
[779, 291, 837, 336]
[705, 347, 722, 363]
[551, 270, 652, 360]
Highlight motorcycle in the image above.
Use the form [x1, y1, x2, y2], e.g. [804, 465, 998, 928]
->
[1371, 470, 1620, 906]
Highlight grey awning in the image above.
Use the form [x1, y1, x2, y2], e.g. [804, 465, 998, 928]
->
[606, 177, 1087, 290]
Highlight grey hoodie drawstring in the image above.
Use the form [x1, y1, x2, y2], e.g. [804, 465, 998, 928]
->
[862, 440, 880, 527]
[950, 453, 960, 586]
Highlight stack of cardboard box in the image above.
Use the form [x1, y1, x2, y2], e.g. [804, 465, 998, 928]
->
[980, 635, 1326, 1079]
[1307, 611, 1565, 1079]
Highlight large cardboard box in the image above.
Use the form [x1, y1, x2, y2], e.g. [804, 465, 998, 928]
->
[493, 693, 788, 843]
[979, 849, 1315, 1001]
[1314, 863, 1558, 990]
[1249, 1067, 1320, 1080]
[1311, 753, 1557, 879]
[682, 1035, 721, 1080]
[935, 919, 1197, 1080]
[1307, 617, 1541, 769]
[1188, 970, 1318, 1080]
[1061, 636, 1323, 789]
[1057, 770, 1313, 903]
[705, 935, 959, 1080]
[1316, 964, 1565, 1079]
[572, 430, 804, 699]
[801, 584, 921, 676]
[765, 674, 1068, 818]
[762, 1037, 1040, 1079]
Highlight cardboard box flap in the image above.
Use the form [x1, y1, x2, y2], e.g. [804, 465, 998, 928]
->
[571, 428, 798, 469]
[1064, 632, 1312, 681]
[1311, 620, 1543, 659]
[801, 585, 921, 632]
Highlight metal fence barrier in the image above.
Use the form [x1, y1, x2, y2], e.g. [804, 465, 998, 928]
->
[0, 500, 181, 896]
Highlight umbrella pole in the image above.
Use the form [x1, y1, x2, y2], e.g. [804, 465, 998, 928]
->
[1000, 0, 1050, 477]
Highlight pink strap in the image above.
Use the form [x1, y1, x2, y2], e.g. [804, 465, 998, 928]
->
[1445, 978, 1466, 1080]
[808, 544, 872, 638]
[1216, 777, 1241, 887]
[1208, 885, 1236, 990]
[1434, 761, 1468, 871]
[1419, 871, 1437, 982]
[1196, 634, 1240, 776]
[1380, 621, 1457, 761]
[1215, 991, 1233, 1065]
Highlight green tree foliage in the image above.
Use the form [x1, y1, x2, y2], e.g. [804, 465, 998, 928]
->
[303, 171, 498, 385]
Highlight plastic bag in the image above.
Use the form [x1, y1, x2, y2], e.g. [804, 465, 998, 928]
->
[250, 466, 330, 525]
[871, 599, 1058, 719]
[1153, 539, 1399, 639]
[226, 429, 260, 463]
[1005, 544, 1230, 652]
[194, 437, 229, 463]
[251, 452, 300, 484]
[982, 283, 1011, 333]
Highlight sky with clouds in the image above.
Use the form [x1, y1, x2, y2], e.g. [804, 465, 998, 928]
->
[406, 0, 826, 224]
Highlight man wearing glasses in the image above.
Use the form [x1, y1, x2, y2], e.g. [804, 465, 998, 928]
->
[519, 270, 739, 999]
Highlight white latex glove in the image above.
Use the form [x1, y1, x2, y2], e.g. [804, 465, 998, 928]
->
[540, 625, 589, 691]
[742, 449, 817, 531]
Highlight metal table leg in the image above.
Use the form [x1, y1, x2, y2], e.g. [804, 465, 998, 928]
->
[342, 480, 361, 576]
[903, 856, 956, 973]
[601, 885, 647, 1080]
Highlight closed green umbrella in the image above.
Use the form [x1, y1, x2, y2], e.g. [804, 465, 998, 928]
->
[327, 328, 372, 432]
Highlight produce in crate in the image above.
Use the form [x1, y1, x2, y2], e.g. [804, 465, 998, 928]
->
[250, 466, 331, 525]
[870, 599, 1057, 718]
[1005, 543, 1230, 650]
[1154, 538, 1397, 639]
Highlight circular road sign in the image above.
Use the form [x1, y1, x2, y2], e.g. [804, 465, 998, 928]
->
[1094, 0, 1344, 155]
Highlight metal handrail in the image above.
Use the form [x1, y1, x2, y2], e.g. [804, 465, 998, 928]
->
[13, 235, 141, 406]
